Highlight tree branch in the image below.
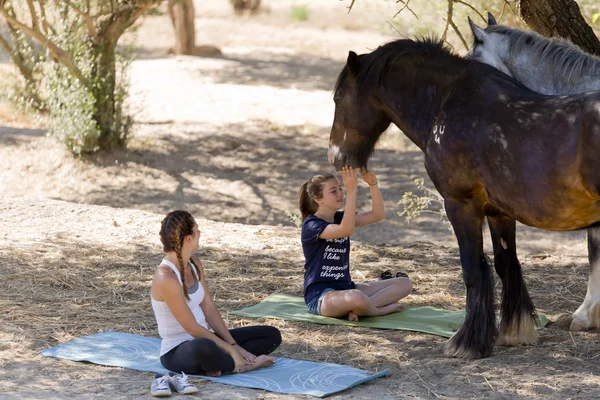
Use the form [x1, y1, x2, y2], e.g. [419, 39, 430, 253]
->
[0, 6, 89, 88]
[116, 1, 163, 36]
[25, 0, 39, 31]
[441, 0, 454, 42]
[455, 1, 485, 23]
[0, 32, 12, 55]
[347, 0, 356, 14]
[394, 0, 418, 19]
[450, 19, 468, 50]
[64, 0, 97, 36]
[38, 0, 49, 35]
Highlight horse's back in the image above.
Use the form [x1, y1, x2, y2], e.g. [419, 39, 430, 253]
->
[430, 75, 600, 230]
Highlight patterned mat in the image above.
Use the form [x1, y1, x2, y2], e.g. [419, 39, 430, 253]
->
[41, 331, 388, 398]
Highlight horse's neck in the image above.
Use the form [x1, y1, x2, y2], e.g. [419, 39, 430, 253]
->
[509, 46, 600, 95]
[382, 85, 439, 151]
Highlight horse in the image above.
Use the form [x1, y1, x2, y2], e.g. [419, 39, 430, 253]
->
[466, 13, 600, 95]
[467, 14, 600, 332]
[327, 37, 600, 359]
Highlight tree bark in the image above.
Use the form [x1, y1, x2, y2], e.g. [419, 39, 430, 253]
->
[90, 37, 119, 150]
[518, 0, 600, 56]
[168, 0, 196, 55]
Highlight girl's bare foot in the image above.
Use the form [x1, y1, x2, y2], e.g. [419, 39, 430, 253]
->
[380, 302, 405, 315]
[348, 311, 359, 322]
[240, 355, 275, 373]
[206, 370, 222, 377]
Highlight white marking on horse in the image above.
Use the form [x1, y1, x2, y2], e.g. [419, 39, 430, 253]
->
[498, 134, 508, 150]
[328, 145, 340, 164]
[501, 238, 508, 250]
[433, 124, 446, 145]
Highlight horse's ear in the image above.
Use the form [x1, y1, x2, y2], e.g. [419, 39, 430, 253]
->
[468, 17, 487, 43]
[487, 12, 497, 26]
[347, 51, 360, 77]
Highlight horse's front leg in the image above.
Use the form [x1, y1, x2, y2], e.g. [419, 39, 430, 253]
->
[487, 215, 538, 345]
[444, 199, 497, 359]
[571, 225, 600, 330]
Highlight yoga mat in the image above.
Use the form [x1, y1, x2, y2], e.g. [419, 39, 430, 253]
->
[41, 331, 388, 398]
[232, 294, 549, 338]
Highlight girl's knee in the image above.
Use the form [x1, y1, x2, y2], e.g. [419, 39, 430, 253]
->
[189, 338, 219, 357]
[401, 278, 413, 293]
[347, 289, 370, 309]
[264, 326, 282, 347]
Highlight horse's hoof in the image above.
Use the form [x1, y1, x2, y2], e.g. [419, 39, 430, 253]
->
[444, 340, 490, 359]
[497, 315, 538, 345]
[497, 331, 538, 346]
[569, 318, 590, 331]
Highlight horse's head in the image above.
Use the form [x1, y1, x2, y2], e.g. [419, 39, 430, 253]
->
[328, 51, 391, 172]
[466, 13, 513, 77]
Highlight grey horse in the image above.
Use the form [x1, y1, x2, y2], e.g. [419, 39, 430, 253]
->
[466, 13, 600, 95]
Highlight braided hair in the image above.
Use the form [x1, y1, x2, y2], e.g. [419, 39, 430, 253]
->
[159, 210, 202, 300]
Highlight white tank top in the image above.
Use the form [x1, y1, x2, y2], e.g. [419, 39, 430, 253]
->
[151, 258, 209, 356]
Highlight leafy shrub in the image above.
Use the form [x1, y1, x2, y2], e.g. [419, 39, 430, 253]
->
[398, 178, 448, 225]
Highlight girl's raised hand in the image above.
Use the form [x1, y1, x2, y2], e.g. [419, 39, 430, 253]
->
[341, 166, 358, 193]
[361, 170, 377, 186]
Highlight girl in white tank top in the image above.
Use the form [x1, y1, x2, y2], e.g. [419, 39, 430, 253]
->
[151, 211, 281, 376]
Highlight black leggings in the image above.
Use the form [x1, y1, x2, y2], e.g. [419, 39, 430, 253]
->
[160, 325, 281, 375]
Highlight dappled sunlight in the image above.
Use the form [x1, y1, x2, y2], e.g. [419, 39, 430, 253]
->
[1, 195, 600, 398]
[2, 0, 600, 398]
[128, 56, 335, 127]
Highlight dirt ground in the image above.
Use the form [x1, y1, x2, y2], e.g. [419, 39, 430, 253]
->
[1, 1, 600, 399]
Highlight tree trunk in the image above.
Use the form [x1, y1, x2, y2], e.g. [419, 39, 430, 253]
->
[90, 20, 120, 151]
[168, 0, 196, 55]
[518, 0, 600, 56]
[0, 32, 44, 110]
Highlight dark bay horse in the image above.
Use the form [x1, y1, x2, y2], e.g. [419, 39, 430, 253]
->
[328, 37, 600, 359]
[466, 14, 600, 333]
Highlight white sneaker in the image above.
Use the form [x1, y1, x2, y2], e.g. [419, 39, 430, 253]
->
[168, 372, 198, 394]
[150, 374, 172, 397]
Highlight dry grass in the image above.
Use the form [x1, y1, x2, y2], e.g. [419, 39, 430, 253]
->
[1, 1, 600, 398]
[2, 198, 600, 398]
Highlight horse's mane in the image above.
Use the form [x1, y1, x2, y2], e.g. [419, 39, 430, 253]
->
[334, 37, 464, 100]
[332, 38, 464, 167]
[487, 25, 600, 84]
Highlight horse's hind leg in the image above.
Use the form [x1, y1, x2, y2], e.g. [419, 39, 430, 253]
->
[487, 215, 538, 345]
[444, 199, 497, 359]
[571, 225, 600, 330]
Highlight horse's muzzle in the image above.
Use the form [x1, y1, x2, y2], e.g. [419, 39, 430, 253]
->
[327, 147, 337, 166]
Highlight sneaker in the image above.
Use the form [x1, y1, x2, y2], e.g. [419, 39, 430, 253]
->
[168, 372, 198, 394]
[380, 270, 393, 280]
[150, 374, 172, 397]
[380, 270, 409, 280]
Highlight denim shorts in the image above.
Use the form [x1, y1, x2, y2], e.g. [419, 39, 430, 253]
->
[306, 288, 336, 315]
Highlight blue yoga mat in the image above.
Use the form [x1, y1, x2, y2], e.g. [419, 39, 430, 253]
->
[41, 331, 388, 398]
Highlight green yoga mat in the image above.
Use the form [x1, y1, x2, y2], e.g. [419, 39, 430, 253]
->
[232, 294, 549, 338]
